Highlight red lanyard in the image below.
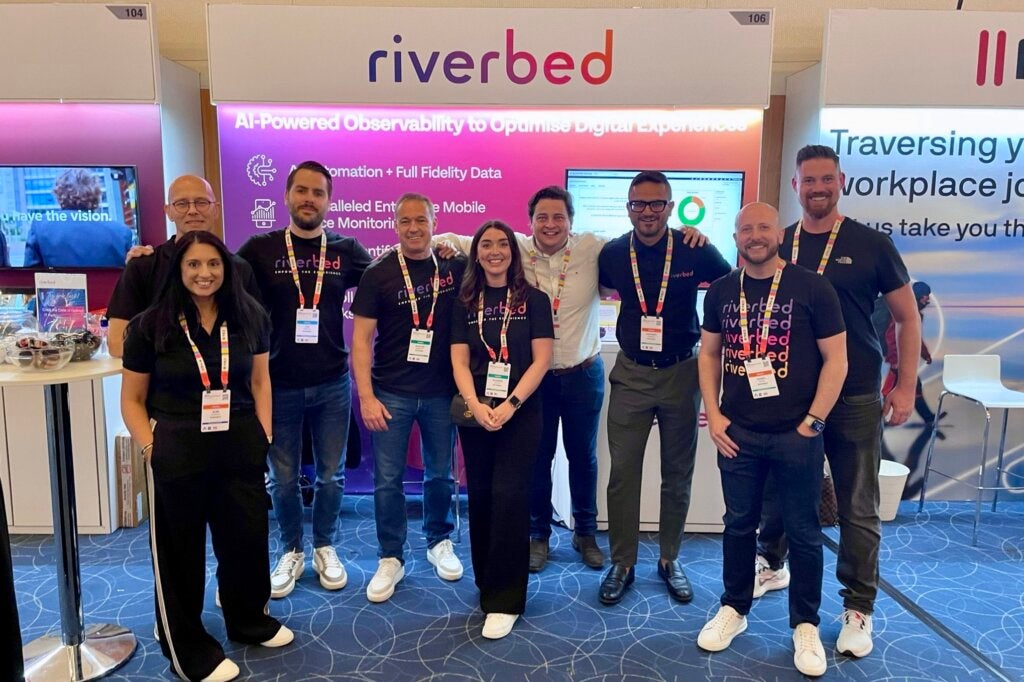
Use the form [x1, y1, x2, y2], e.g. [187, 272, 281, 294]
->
[792, 218, 842, 275]
[476, 288, 512, 362]
[179, 314, 229, 391]
[529, 245, 572, 316]
[629, 230, 673, 317]
[396, 248, 440, 330]
[285, 230, 328, 309]
[738, 263, 784, 359]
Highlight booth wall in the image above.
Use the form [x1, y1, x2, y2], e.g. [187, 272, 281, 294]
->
[159, 59, 205, 239]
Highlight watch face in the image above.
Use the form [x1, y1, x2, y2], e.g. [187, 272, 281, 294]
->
[811, 419, 826, 433]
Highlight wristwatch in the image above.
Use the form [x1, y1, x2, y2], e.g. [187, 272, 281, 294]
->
[804, 414, 826, 433]
[508, 395, 523, 410]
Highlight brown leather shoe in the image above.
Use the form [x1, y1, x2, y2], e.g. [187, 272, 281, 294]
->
[528, 539, 549, 573]
[571, 533, 605, 569]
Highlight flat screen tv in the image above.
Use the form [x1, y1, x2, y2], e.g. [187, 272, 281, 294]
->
[0, 165, 141, 269]
[565, 168, 744, 268]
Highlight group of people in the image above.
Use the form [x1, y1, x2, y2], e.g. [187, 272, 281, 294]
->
[112, 145, 919, 681]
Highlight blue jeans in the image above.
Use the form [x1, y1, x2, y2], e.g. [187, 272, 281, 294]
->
[529, 357, 605, 539]
[719, 423, 824, 628]
[371, 389, 456, 562]
[268, 374, 351, 552]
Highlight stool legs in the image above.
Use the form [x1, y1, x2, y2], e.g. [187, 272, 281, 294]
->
[919, 391, 949, 512]
[972, 407, 992, 546]
[992, 409, 1009, 513]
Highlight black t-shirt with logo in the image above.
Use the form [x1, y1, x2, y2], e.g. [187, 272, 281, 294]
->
[599, 229, 732, 363]
[703, 264, 846, 433]
[450, 286, 554, 398]
[350, 249, 466, 397]
[780, 217, 909, 395]
[237, 229, 371, 389]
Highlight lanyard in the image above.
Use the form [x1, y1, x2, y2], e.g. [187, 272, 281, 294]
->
[529, 244, 572, 315]
[629, 229, 673, 317]
[791, 218, 842, 275]
[179, 314, 229, 392]
[476, 288, 513, 362]
[396, 248, 440, 330]
[738, 263, 784, 359]
[285, 230, 328, 309]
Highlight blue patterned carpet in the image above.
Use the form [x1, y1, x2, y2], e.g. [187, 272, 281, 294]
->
[11, 498, 1023, 681]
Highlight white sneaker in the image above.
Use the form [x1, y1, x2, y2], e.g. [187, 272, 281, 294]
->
[481, 613, 519, 639]
[426, 539, 464, 581]
[260, 625, 294, 648]
[270, 550, 305, 598]
[793, 623, 827, 676]
[199, 658, 239, 682]
[697, 605, 748, 652]
[836, 609, 874, 657]
[752, 555, 790, 599]
[366, 558, 405, 603]
[313, 546, 348, 590]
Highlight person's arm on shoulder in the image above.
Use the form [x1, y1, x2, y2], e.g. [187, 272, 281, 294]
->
[124, 244, 155, 262]
[801, 331, 848, 436]
[680, 227, 708, 248]
[882, 282, 921, 426]
[251, 352, 272, 441]
[432, 232, 472, 255]
[351, 315, 391, 431]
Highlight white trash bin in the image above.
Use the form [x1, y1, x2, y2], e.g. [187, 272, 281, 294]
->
[878, 459, 910, 522]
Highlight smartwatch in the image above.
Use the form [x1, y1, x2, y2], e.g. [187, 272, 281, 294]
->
[804, 414, 826, 433]
[508, 395, 523, 410]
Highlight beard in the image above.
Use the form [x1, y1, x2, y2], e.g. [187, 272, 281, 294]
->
[740, 242, 779, 265]
[289, 204, 325, 231]
[802, 193, 838, 220]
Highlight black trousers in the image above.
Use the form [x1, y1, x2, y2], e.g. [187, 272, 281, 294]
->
[1, 477, 24, 682]
[458, 398, 541, 615]
[148, 413, 281, 681]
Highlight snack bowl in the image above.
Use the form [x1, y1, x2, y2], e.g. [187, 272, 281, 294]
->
[4, 335, 75, 372]
[53, 331, 102, 362]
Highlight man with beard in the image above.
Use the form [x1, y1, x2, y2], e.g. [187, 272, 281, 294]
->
[239, 161, 372, 600]
[754, 145, 919, 659]
[697, 202, 847, 677]
[596, 171, 731, 605]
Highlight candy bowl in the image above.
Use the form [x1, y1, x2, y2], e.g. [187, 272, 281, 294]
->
[53, 331, 102, 362]
[4, 335, 75, 372]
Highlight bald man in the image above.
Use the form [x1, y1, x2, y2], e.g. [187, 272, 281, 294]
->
[696, 202, 847, 676]
[106, 175, 260, 357]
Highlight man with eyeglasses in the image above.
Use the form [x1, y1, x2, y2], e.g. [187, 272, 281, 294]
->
[107, 175, 260, 357]
[596, 170, 732, 606]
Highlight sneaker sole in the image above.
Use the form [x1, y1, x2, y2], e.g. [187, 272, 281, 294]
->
[427, 554, 464, 581]
[753, 577, 790, 599]
[366, 566, 405, 603]
[481, 616, 518, 640]
[270, 563, 305, 599]
[697, 618, 748, 652]
[314, 566, 348, 591]
[837, 639, 873, 658]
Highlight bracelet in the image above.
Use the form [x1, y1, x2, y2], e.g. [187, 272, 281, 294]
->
[141, 443, 153, 456]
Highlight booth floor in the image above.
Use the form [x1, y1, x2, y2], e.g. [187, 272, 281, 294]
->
[11, 498, 1023, 681]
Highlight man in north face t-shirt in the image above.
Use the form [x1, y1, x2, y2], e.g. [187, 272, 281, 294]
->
[350, 193, 466, 603]
[697, 202, 847, 677]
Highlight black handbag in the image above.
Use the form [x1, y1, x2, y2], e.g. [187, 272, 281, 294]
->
[450, 395, 497, 427]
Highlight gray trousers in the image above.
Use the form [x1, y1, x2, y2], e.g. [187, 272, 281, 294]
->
[606, 352, 701, 567]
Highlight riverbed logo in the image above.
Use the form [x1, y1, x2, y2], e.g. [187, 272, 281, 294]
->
[976, 30, 1024, 86]
[368, 29, 613, 86]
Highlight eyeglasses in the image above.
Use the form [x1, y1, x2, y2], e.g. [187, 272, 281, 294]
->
[627, 200, 669, 213]
[170, 198, 216, 213]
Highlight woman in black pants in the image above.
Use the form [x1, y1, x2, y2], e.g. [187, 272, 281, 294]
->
[121, 231, 291, 682]
[451, 220, 553, 640]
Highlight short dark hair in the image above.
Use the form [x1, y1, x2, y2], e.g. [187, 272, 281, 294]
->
[286, 160, 332, 196]
[796, 145, 841, 170]
[527, 186, 574, 222]
[628, 171, 672, 199]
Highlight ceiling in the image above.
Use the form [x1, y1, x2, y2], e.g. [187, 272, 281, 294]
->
[7, 0, 1023, 89]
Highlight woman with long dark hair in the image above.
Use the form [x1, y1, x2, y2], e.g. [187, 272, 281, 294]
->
[121, 230, 291, 681]
[450, 220, 553, 639]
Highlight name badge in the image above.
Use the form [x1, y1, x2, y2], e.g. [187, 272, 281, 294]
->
[744, 358, 780, 399]
[407, 329, 433, 363]
[640, 315, 663, 352]
[295, 308, 320, 344]
[552, 312, 560, 340]
[485, 361, 511, 399]
[201, 390, 231, 432]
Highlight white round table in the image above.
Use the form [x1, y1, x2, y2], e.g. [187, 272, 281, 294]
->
[1, 356, 137, 681]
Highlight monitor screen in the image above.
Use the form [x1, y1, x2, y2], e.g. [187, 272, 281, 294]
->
[565, 168, 744, 267]
[0, 165, 141, 269]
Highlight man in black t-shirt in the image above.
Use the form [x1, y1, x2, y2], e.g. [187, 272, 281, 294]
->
[351, 193, 466, 603]
[698, 202, 847, 677]
[237, 161, 372, 601]
[596, 171, 732, 606]
[106, 175, 259, 357]
[756, 145, 920, 660]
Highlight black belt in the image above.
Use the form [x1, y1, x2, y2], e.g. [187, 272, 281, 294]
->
[622, 348, 693, 369]
[550, 354, 599, 377]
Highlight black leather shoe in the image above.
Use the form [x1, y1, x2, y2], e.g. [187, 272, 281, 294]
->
[599, 564, 635, 605]
[658, 560, 694, 603]
[528, 539, 549, 573]
[572, 533, 605, 569]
